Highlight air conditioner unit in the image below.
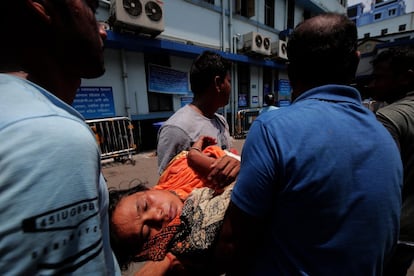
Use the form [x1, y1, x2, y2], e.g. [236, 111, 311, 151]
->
[242, 32, 271, 56]
[109, 0, 164, 37]
[271, 40, 288, 60]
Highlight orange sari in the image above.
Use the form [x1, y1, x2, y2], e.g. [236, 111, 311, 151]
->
[154, 145, 227, 200]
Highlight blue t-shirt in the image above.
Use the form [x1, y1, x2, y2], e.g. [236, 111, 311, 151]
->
[232, 85, 402, 275]
[0, 74, 120, 275]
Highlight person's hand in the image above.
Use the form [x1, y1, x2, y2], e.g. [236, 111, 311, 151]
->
[207, 155, 240, 190]
[133, 259, 169, 276]
[133, 253, 183, 276]
[166, 253, 182, 270]
[191, 136, 216, 151]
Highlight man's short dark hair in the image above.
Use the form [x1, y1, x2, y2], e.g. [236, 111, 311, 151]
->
[264, 93, 276, 105]
[287, 13, 358, 87]
[190, 51, 231, 95]
[372, 47, 414, 77]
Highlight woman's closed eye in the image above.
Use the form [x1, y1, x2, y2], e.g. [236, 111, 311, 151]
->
[143, 199, 148, 211]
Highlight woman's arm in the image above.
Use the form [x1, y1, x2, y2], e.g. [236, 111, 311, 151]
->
[188, 136, 240, 190]
[187, 136, 217, 178]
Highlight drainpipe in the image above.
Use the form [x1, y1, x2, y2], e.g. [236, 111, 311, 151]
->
[120, 49, 136, 151]
[221, 0, 226, 52]
[121, 49, 131, 119]
[228, 0, 236, 136]
[231, 35, 240, 137]
[221, 0, 227, 122]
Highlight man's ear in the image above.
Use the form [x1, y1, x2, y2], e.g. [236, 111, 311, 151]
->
[214, 76, 222, 91]
[400, 69, 414, 88]
[26, 0, 52, 23]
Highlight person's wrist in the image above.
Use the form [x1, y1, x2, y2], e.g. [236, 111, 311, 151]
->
[190, 146, 202, 152]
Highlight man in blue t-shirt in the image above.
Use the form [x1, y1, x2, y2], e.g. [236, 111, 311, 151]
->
[215, 13, 402, 275]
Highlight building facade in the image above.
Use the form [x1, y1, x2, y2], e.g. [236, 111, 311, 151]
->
[80, 0, 346, 151]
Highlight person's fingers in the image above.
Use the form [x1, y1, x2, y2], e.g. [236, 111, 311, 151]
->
[208, 156, 240, 187]
[208, 156, 228, 179]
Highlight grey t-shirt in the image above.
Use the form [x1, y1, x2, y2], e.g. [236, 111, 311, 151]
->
[376, 91, 414, 243]
[157, 104, 232, 174]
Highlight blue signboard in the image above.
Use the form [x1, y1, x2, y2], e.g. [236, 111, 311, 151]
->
[148, 64, 191, 95]
[72, 87, 115, 119]
[180, 96, 193, 107]
[278, 79, 292, 106]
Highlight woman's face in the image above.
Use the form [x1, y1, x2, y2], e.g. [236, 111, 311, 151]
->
[112, 190, 183, 247]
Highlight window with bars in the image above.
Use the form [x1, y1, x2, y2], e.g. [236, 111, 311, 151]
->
[388, 8, 396, 16]
[399, 24, 406, 31]
[144, 53, 173, 112]
[235, 0, 255, 18]
[238, 63, 250, 107]
[264, 0, 274, 27]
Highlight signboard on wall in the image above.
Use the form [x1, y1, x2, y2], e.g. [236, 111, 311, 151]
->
[239, 94, 248, 107]
[277, 79, 292, 106]
[148, 64, 191, 95]
[72, 87, 115, 119]
[252, 95, 259, 104]
[180, 96, 193, 107]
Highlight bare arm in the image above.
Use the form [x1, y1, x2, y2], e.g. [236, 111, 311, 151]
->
[187, 136, 217, 177]
[134, 254, 183, 276]
[187, 136, 240, 190]
[134, 260, 169, 276]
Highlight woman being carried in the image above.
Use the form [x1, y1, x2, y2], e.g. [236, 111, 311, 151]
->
[108, 136, 240, 275]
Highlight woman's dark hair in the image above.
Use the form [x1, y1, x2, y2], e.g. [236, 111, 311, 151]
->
[108, 179, 149, 271]
[190, 50, 231, 95]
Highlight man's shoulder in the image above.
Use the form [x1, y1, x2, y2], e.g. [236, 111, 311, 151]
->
[0, 75, 84, 128]
[164, 105, 209, 128]
[164, 105, 193, 124]
[377, 95, 414, 117]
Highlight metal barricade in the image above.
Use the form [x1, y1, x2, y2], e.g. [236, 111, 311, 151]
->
[86, 117, 136, 165]
[235, 108, 260, 139]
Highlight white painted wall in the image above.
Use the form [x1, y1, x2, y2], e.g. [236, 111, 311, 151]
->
[357, 13, 414, 38]
[86, 0, 342, 120]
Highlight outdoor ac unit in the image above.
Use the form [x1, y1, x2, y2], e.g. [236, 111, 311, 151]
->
[109, 0, 164, 36]
[271, 40, 288, 60]
[243, 32, 271, 56]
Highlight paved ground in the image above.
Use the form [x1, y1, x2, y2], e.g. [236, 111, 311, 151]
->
[102, 138, 414, 276]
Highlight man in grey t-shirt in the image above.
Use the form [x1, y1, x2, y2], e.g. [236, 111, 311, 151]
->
[157, 51, 239, 183]
[370, 47, 414, 276]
